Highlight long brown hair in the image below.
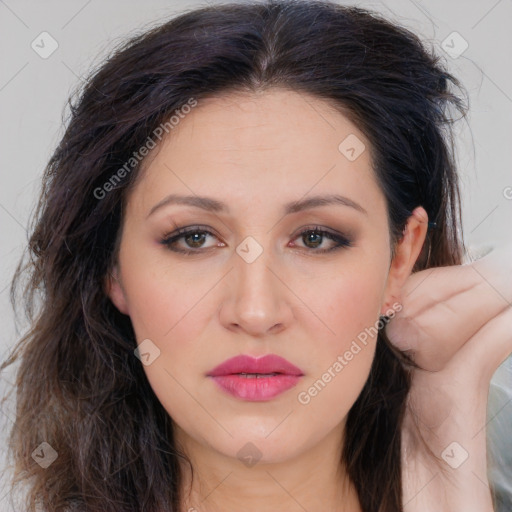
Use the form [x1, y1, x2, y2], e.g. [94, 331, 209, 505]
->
[1, 1, 468, 510]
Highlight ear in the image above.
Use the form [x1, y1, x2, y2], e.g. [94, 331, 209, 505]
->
[380, 206, 428, 316]
[104, 265, 130, 315]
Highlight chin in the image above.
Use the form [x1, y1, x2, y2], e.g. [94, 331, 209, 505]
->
[210, 429, 311, 467]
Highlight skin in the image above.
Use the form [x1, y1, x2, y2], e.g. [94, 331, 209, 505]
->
[106, 87, 429, 512]
[387, 243, 512, 511]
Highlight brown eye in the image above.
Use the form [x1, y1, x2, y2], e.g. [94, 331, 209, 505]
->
[183, 231, 208, 248]
[292, 227, 352, 253]
[160, 226, 221, 254]
[302, 230, 324, 248]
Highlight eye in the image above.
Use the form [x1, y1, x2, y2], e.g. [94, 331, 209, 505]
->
[160, 226, 221, 254]
[290, 226, 352, 253]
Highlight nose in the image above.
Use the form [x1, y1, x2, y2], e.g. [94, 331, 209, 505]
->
[218, 244, 293, 337]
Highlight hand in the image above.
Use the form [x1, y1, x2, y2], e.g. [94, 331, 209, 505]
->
[385, 243, 512, 512]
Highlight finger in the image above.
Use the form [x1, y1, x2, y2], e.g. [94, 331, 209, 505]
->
[386, 269, 508, 370]
[402, 264, 478, 309]
[403, 241, 512, 312]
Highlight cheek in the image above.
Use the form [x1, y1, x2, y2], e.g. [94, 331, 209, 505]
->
[118, 241, 212, 342]
[293, 264, 387, 418]
[119, 258, 216, 433]
[294, 273, 382, 415]
[308, 265, 387, 353]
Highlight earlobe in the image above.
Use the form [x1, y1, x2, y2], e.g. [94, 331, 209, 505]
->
[104, 266, 130, 315]
[380, 206, 429, 315]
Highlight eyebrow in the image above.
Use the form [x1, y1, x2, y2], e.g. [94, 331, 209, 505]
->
[147, 193, 367, 218]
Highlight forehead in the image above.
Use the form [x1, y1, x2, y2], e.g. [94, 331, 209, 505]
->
[163, 88, 368, 159]
[129, 88, 383, 217]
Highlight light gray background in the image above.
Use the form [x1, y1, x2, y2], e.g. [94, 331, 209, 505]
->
[1, 0, 511, 510]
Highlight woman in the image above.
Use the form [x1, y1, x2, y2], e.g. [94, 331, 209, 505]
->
[1, 1, 510, 510]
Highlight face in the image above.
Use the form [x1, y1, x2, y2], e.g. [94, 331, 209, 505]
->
[107, 88, 423, 467]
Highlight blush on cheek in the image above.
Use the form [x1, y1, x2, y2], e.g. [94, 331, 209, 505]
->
[327, 279, 383, 343]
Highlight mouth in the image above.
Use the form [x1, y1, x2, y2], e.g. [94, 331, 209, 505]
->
[207, 353, 303, 377]
[207, 354, 304, 401]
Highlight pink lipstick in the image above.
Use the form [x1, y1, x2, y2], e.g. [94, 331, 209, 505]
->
[207, 354, 304, 401]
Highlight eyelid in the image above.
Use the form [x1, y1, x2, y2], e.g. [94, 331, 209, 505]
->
[290, 224, 342, 239]
[160, 224, 220, 242]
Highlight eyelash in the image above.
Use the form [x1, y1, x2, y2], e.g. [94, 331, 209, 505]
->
[159, 225, 352, 255]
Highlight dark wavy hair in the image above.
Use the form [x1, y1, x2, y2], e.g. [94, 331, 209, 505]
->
[1, 1, 469, 510]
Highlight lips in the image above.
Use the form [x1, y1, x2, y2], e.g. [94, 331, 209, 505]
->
[207, 354, 304, 401]
[207, 354, 303, 377]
